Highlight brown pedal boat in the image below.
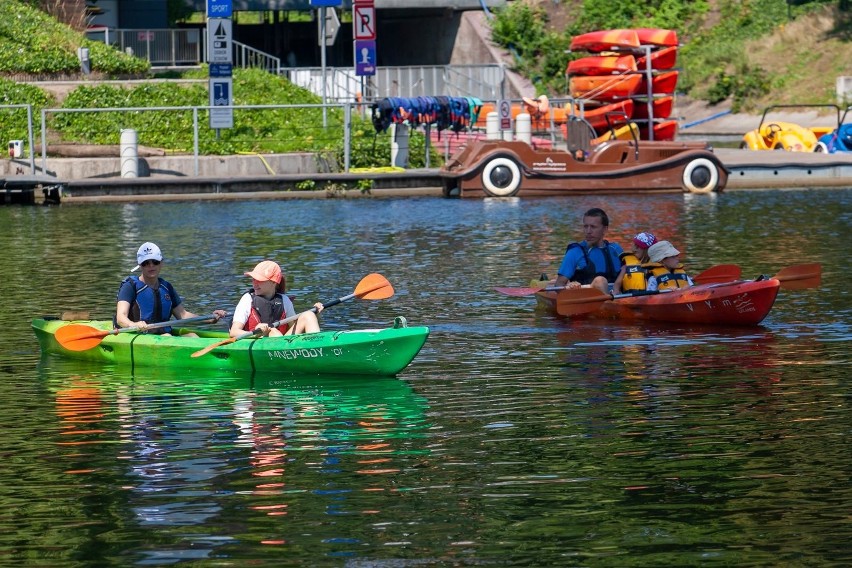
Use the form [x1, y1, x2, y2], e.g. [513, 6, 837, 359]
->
[440, 138, 729, 198]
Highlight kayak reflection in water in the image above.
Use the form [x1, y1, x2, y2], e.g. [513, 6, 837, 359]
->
[115, 241, 226, 336]
[229, 260, 324, 338]
[644, 240, 694, 291]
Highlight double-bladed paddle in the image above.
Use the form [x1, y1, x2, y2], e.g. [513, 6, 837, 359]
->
[189, 273, 395, 358]
[693, 264, 742, 285]
[496, 264, 743, 296]
[55, 312, 229, 352]
[494, 284, 566, 296]
[497, 263, 817, 297]
[771, 262, 821, 289]
[554, 263, 822, 317]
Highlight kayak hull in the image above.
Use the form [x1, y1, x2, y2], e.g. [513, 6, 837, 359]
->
[570, 74, 642, 100]
[567, 55, 637, 76]
[536, 279, 781, 326]
[632, 96, 674, 120]
[637, 70, 679, 95]
[570, 29, 640, 52]
[32, 318, 430, 376]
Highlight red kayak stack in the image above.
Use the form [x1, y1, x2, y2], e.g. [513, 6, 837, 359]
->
[566, 28, 680, 141]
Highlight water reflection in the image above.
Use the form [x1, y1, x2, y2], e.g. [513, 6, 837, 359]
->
[1, 190, 849, 565]
[37, 360, 432, 563]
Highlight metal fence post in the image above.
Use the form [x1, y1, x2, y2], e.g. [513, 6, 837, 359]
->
[193, 107, 199, 177]
[343, 102, 351, 172]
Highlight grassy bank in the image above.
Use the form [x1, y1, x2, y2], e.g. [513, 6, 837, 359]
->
[491, 0, 851, 112]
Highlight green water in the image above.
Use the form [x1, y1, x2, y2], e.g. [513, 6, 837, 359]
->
[0, 191, 849, 566]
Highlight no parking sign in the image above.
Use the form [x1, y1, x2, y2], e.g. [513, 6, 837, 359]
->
[499, 99, 512, 131]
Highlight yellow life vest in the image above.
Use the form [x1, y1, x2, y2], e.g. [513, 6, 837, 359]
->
[619, 252, 649, 292]
[644, 263, 692, 290]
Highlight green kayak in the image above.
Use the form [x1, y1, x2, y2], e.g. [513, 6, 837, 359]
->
[32, 317, 429, 377]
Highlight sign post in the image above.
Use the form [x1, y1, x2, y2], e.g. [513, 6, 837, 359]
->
[353, 0, 376, 78]
[207, 0, 233, 130]
[311, 0, 341, 128]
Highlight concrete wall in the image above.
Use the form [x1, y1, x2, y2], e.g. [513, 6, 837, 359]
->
[0, 153, 322, 181]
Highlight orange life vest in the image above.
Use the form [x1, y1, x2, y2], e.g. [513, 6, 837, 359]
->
[619, 252, 650, 292]
[644, 263, 691, 290]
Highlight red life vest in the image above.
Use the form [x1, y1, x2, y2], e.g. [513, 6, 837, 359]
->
[244, 291, 290, 334]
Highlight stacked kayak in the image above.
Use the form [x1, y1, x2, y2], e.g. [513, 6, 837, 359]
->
[535, 279, 781, 326]
[567, 28, 680, 141]
[32, 318, 429, 377]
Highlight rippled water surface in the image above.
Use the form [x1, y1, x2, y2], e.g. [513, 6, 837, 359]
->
[0, 190, 849, 566]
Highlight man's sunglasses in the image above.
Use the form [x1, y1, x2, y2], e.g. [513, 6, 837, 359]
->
[141, 260, 161, 267]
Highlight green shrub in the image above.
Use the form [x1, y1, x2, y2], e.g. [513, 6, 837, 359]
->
[0, 0, 148, 76]
[0, 77, 54, 143]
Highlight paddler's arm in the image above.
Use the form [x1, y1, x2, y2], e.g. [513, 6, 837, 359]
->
[115, 300, 147, 330]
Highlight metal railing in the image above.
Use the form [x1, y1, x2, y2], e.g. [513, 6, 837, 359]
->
[234, 41, 281, 74]
[282, 64, 506, 102]
[86, 28, 503, 101]
[87, 28, 203, 67]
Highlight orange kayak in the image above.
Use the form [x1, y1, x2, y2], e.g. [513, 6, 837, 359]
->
[639, 119, 679, 141]
[570, 73, 642, 100]
[578, 100, 633, 129]
[536, 279, 781, 326]
[567, 55, 637, 76]
[637, 70, 679, 95]
[635, 28, 679, 47]
[636, 45, 678, 70]
[570, 29, 640, 52]
[632, 96, 674, 120]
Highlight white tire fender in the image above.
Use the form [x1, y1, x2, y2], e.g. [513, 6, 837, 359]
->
[682, 157, 719, 194]
[481, 156, 522, 197]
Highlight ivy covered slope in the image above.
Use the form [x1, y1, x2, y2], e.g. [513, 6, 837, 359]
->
[490, 0, 851, 112]
[0, 0, 147, 75]
[50, 67, 429, 168]
[0, 0, 429, 168]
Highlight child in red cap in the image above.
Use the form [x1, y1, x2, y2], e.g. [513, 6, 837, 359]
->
[229, 260, 324, 337]
[613, 232, 657, 294]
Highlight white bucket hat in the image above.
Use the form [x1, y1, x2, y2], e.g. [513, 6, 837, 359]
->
[648, 240, 680, 263]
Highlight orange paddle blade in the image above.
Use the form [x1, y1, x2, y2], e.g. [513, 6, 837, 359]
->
[55, 324, 112, 352]
[694, 264, 742, 285]
[190, 337, 237, 358]
[354, 273, 394, 300]
[774, 263, 821, 290]
[555, 288, 611, 316]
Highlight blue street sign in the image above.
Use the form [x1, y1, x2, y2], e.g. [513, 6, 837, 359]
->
[310, 0, 341, 6]
[207, 0, 232, 18]
[354, 39, 376, 76]
[209, 63, 233, 77]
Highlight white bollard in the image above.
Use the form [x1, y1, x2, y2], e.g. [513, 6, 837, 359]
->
[486, 112, 500, 140]
[120, 128, 138, 178]
[390, 123, 410, 168]
[516, 113, 532, 144]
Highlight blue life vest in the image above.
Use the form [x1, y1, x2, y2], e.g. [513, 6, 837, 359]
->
[566, 240, 620, 284]
[117, 275, 177, 330]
